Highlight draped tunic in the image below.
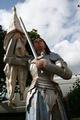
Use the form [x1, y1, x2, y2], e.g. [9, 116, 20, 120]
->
[26, 52, 72, 120]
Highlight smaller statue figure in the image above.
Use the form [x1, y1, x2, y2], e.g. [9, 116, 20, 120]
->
[4, 7, 29, 107]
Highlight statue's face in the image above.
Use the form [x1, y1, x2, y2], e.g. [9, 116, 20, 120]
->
[33, 38, 46, 54]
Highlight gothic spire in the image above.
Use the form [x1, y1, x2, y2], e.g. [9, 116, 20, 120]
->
[7, 6, 24, 33]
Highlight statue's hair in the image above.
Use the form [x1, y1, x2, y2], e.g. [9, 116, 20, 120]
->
[26, 29, 51, 55]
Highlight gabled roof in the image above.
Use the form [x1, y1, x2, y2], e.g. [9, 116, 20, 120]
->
[7, 6, 24, 33]
[4, 7, 25, 50]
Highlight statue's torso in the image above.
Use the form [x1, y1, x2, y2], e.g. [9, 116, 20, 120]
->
[29, 52, 60, 91]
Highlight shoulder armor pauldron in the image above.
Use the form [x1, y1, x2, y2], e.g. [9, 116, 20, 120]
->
[49, 52, 61, 63]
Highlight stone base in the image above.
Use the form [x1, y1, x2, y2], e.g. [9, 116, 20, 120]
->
[0, 100, 26, 113]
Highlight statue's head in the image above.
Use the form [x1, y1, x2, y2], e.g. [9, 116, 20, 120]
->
[26, 29, 51, 55]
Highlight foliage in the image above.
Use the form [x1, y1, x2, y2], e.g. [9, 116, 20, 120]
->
[67, 77, 80, 117]
[28, 29, 40, 41]
[0, 25, 7, 101]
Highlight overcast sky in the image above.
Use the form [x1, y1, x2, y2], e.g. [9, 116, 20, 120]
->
[0, 0, 80, 74]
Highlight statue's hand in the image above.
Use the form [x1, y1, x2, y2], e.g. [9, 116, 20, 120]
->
[32, 58, 48, 70]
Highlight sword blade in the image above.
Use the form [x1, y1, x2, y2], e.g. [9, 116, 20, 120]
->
[19, 17, 37, 59]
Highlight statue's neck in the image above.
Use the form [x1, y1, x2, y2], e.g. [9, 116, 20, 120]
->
[36, 50, 46, 56]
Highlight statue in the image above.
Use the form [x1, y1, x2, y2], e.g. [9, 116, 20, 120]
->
[3, 7, 29, 107]
[23, 30, 72, 120]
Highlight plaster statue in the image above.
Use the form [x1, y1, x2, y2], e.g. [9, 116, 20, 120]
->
[4, 7, 29, 107]
[25, 34, 72, 120]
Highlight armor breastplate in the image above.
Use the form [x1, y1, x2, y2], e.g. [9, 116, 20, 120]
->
[29, 53, 59, 91]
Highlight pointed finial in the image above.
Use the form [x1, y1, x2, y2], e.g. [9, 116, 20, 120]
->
[13, 6, 16, 14]
[7, 6, 24, 33]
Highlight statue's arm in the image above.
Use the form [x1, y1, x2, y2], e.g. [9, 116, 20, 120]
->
[4, 56, 29, 66]
[44, 60, 72, 80]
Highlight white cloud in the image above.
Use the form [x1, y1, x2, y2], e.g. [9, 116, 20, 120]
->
[0, 0, 80, 74]
[54, 39, 80, 74]
[0, 9, 11, 30]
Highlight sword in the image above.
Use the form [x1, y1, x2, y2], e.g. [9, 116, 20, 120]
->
[19, 17, 37, 59]
[20, 17, 44, 73]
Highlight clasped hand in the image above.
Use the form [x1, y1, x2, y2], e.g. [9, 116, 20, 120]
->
[31, 58, 48, 70]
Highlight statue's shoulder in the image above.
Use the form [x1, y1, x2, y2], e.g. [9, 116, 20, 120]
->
[49, 52, 61, 62]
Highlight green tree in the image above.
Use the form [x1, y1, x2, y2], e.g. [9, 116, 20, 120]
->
[67, 76, 80, 118]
